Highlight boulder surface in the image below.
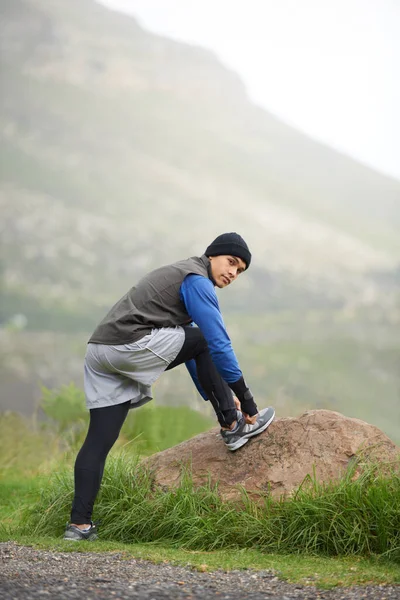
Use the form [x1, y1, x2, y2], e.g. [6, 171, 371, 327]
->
[143, 409, 400, 501]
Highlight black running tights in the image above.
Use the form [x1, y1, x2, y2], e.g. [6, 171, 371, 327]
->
[70, 401, 130, 524]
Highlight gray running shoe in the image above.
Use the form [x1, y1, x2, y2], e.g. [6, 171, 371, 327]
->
[220, 407, 275, 451]
[63, 522, 98, 541]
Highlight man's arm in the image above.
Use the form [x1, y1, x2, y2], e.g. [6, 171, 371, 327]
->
[185, 358, 208, 400]
[180, 274, 258, 417]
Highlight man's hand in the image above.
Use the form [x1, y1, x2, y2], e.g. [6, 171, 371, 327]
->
[233, 396, 258, 425]
[233, 396, 241, 411]
[242, 413, 258, 425]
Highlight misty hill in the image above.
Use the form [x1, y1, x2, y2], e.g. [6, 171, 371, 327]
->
[0, 0, 400, 330]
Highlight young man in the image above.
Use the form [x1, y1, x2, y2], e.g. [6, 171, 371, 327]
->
[64, 232, 275, 541]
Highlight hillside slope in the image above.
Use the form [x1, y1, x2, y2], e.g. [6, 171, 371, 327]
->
[0, 0, 399, 329]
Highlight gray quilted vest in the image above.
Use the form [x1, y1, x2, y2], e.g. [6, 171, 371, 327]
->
[89, 254, 212, 345]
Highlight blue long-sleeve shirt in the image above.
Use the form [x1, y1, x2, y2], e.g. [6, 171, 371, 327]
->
[179, 274, 243, 399]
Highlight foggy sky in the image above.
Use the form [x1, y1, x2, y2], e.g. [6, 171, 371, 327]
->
[98, 0, 400, 182]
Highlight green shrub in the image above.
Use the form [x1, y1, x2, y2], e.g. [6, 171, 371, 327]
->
[40, 383, 88, 449]
[120, 404, 215, 454]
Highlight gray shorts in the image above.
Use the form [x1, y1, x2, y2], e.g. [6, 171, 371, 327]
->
[84, 326, 185, 410]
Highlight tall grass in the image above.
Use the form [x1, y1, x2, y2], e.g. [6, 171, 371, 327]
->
[3, 384, 400, 563]
[17, 454, 400, 563]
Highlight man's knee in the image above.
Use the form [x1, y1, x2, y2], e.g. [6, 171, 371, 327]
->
[185, 326, 208, 355]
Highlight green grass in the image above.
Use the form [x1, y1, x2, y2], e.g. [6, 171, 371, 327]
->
[1, 388, 400, 589]
[8, 454, 400, 562]
[0, 477, 47, 526]
[1, 461, 400, 589]
[0, 412, 63, 479]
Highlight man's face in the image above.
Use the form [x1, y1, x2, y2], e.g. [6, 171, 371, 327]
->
[208, 255, 246, 288]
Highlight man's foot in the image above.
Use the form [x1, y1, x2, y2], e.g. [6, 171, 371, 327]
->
[63, 522, 98, 541]
[220, 407, 275, 451]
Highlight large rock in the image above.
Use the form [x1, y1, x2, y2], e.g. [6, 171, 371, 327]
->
[143, 410, 400, 501]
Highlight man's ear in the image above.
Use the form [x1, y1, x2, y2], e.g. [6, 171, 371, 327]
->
[209, 256, 213, 261]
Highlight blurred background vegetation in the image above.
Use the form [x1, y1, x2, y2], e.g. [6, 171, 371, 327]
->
[0, 384, 215, 481]
[0, 0, 399, 445]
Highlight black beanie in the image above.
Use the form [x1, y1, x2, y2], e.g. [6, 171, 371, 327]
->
[205, 232, 251, 269]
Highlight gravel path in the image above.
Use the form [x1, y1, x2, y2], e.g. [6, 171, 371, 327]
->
[1, 542, 399, 600]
